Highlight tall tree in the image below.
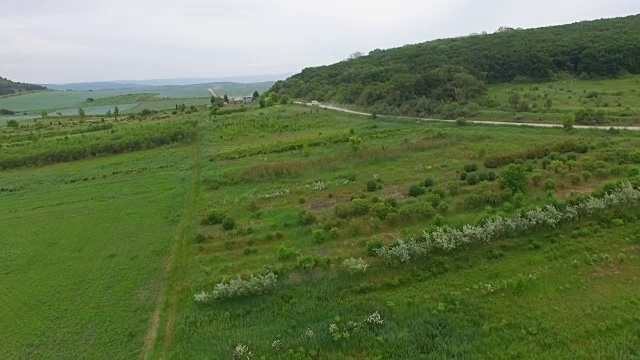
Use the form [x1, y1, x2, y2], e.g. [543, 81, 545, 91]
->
[114, 106, 119, 119]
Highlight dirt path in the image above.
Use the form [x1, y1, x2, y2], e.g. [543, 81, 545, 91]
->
[140, 131, 203, 360]
[296, 102, 640, 131]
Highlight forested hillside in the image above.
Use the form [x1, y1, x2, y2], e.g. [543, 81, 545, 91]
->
[271, 15, 640, 115]
[0, 77, 47, 96]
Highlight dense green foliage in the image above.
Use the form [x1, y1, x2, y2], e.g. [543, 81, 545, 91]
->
[272, 15, 640, 116]
[0, 76, 47, 96]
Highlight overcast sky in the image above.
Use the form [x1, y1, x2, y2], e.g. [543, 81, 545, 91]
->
[1, 0, 638, 84]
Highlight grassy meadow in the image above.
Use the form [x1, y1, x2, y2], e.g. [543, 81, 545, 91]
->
[480, 75, 640, 124]
[1, 102, 639, 359]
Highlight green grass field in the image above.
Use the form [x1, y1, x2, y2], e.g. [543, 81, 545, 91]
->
[1, 103, 639, 359]
[482, 75, 640, 124]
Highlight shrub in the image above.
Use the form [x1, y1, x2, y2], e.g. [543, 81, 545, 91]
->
[299, 210, 316, 225]
[582, 171, 592, 182]
[460, 172, 468, 181]
[343, 258, 369, 274]
[312, 229, 326, 244]
[205, 210, 226, 225]
[570, 174, 581, 185]
[448, 182, 461, 195]
[367, 238, 384, 256]
[532, 173, 543, 186]
[424, 178, 434, 188]
[543, 179, 557, 191]
[222, 217, 236, 231]
[464, 163, 478, 173]
[466, 173, 479, 185]
[409, 184, 424, 197]
[487, 172, 497, 181]
[277, 244, 299, 260]
[195, 272, 278, 301]
[478, 172, 489, 182]
[574, 108, 606, 125]
[499, 164, 528, 193]
[296, 255, 317, 271]
[366, 180, 377, 192]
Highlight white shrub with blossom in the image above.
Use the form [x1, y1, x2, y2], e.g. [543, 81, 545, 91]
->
[342, 257, 369, 273]
[233, 344, 253, 360]
[376, 183, 640, 262]
[194, 272, 278, 302]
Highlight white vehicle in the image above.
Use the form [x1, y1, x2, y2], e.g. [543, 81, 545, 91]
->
[311, 100, 320, 106]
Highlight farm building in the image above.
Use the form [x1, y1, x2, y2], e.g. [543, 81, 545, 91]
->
[243, 96, 253, 104]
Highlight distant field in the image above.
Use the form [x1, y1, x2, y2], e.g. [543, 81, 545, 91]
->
[0, 115, 40, 124]
[0, 90, 130, 112]
[125, 98, 209, 113]
[50, 103, 139, 116]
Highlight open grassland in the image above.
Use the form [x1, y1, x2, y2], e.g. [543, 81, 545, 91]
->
[162, 105, 640, 358]
[0, 146, 195, 359]
[480, 75, 640, 124]
[1, 103, 639, 359]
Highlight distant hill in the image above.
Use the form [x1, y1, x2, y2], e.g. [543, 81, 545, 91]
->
[271, 15, 640, 114]
[43, 73, 293, 91]
[0, 77, 47, 96]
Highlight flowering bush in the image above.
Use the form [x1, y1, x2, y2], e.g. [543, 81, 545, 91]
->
[233, 344, 253, 360]
[375, 183, 640, 262]
[342, 257, 369, 274]
[195, 272, 278, 302]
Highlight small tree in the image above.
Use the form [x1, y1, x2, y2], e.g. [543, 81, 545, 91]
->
[40, 111, 47, 120]
[7, 119, 18, 128]
[223, 94, 229, 104]
[78, 108, 86, 118]
[252, 91, 259, 100]
[279, 95, 290, 105]
[258, 98, 266, 108]
[499, 164, 528, 193]
[114, 106, 119, 119]
[349, 136, 362, 152]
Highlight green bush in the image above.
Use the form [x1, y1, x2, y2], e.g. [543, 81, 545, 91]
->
[424, 178, 434, 188]
[299, 210, 316, 225]
[460, 172, 468, 181]
[464, 163, 478, 173]
[487, 172, 497, 181]
[277, 244, 299, 260]
[478, 172, 489, 182]
[367, 238, 384, 256]
[543, 179, 557, 191]
[532, 173, 543, 186]
[499, 164, 529, 193]
[409, 184, 424, 197]
[570, 174, 581, 185]
[366, 180, 377, 192]
[205, 210, 226, 225]
[312, 229, 326, 244]
[466, 173, 479, 185]
[222, 217, 236, 231]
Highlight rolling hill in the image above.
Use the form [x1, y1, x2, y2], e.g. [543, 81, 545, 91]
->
[271, 15, 640, 116]
[0, 77, 47, 96]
